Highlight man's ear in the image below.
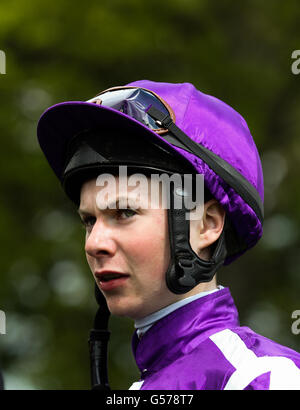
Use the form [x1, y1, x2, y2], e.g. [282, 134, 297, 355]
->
[189, 199, 226, 259]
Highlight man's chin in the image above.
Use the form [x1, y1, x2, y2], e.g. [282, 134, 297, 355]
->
[107, 301, 145, 320]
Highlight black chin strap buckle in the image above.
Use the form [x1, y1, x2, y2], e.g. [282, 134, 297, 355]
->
[177, 258, 197, 288]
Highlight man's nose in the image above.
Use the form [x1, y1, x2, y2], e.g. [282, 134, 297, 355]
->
[85, 219, 117, 258]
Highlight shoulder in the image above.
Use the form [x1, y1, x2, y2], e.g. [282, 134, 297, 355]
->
[208, 327, 300, 390]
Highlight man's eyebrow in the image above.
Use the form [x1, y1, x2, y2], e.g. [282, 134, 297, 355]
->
[97, 196, 138, 209]
[109, 197, 129, 209]
[77, 209, 92, 217]
[77, 195, 141, 215]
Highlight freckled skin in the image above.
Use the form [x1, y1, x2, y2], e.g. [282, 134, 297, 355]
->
[79, 177, 223, 319]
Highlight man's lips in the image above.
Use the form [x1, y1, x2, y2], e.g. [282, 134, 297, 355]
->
[95, 271, 130, 291]
[95, 271, 130, 281]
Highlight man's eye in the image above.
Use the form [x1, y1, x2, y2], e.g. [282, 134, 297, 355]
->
[117, 209, 137, 219]
[81, 216, 96, 228]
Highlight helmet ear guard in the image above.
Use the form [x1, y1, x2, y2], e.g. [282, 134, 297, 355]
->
[165, 182, 227, 294]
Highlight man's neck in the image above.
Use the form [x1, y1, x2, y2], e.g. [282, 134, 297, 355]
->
[135, 286, 224, 338]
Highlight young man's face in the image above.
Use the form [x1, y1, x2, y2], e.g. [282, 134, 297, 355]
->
[79, 176, 180, 319]
[79, 175, 222, 319]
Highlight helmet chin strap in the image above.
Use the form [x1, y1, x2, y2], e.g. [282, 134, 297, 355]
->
[89, 284, 111, 390]
[165, 183, 227, 295]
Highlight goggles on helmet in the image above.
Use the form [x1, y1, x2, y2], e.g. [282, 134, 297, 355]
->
[87, 87, 175, 134]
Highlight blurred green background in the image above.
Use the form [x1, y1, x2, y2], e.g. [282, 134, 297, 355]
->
[0, 0, 300, 390]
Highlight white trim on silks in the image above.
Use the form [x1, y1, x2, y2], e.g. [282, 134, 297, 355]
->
[128, 380, 144, 390]
[209, 329, 300, 390]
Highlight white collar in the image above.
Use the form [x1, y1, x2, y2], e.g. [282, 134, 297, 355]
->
[135, 286, 224, 338]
